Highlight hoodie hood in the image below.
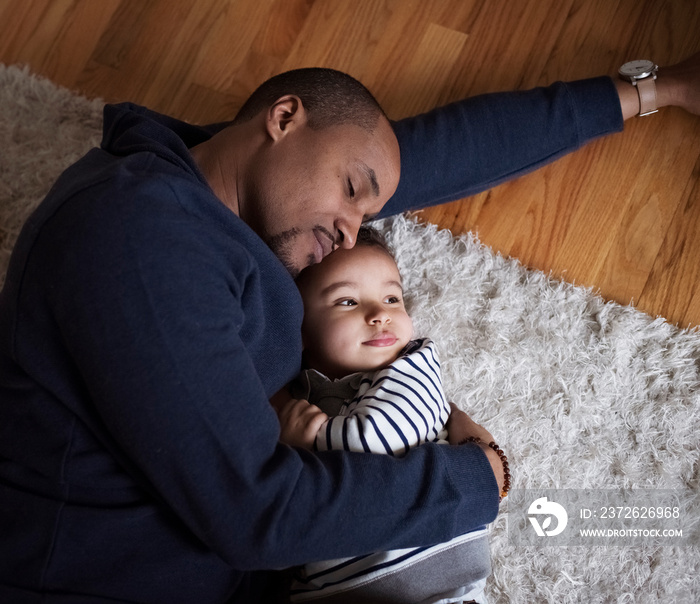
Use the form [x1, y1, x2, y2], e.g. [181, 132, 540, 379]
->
[101, 102, 228, 179]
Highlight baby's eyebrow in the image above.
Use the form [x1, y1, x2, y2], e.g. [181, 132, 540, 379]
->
[320, 279, 403, 297]
[321, 280, 357, 297]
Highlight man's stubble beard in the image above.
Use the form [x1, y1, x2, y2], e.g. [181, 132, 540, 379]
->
[266, 227, 314, 279]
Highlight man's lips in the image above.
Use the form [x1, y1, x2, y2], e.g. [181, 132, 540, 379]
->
[312, 227, 335, 263]
[363, 333, 398, 347]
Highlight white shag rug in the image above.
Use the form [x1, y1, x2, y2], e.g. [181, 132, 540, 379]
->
[1, 64, 699, 604]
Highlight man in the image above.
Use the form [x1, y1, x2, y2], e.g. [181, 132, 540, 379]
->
[189, 71, 402, 277]
[0, 60, 697, 603]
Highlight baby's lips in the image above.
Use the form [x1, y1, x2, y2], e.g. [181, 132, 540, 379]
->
[363, 332, 397, 347]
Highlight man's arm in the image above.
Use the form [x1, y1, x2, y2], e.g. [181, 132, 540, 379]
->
[381, 52, 700, 218]
[381, 77, 622, 217]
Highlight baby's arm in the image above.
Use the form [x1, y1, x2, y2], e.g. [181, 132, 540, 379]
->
[270, 389, 329, 450]
[315, 381, 448, 455]
[316, 342, 450, 455]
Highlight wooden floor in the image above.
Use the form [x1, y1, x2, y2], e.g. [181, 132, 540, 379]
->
[1, 0, 699, 328]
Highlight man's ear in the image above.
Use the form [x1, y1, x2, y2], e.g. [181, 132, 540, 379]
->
[266, 94, 307, 141]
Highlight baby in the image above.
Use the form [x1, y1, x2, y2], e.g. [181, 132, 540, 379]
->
[274, 226, 493, 604]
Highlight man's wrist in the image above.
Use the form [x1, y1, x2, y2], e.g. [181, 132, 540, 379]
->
[459, 436, 510, 500]
[615, 79, 643, 121]
[617, 59, 691, 118]
[617, 60, 664, 119]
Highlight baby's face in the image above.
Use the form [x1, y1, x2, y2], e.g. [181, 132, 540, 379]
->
[297, 245, 413, 379]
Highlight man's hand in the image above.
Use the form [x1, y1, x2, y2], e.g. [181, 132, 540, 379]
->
[273, 396, 329, 450]
[447, 403, 506, 496]
[446, 402, 496, 445]
[660, 51, 700, 116]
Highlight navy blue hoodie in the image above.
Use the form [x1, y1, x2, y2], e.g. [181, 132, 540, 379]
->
[0, 77, 621, 603]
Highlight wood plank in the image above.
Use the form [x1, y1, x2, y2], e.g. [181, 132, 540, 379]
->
[378, 22, 468, 117]
[636, 151, 700, 327]
[192, 0, 282, 91]
[281, 1, 394, 76]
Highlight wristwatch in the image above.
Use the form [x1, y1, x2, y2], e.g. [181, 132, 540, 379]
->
[618, 59, 659, 116]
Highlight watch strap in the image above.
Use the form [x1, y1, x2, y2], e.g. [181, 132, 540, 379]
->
[636, 77, 658, 116]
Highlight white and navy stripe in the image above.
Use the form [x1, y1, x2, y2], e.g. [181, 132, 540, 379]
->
[314, 339, 450, 455]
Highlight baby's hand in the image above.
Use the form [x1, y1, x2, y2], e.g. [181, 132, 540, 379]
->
[274, 397, 329, 450]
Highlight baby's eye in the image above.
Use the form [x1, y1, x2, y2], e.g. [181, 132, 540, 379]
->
[337, 299, 357, 306]
[385, 296, 401, 304]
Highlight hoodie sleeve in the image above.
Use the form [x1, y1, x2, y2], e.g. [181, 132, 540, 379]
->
[379, 77, 623, 217]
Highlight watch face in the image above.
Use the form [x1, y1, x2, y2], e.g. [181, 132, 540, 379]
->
[619, 59, 656, 78]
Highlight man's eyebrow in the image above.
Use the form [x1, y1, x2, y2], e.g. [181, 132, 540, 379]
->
[360, 162, 380, 197]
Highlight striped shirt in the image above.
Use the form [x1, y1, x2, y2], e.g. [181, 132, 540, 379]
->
[290, 339, 489, 603]
[314, 338, 451, 455]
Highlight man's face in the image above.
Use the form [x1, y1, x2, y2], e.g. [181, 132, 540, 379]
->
[297, 244, 414, 379]
[242, 116, 400, 277]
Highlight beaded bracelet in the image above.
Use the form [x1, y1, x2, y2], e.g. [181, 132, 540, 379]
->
[459, 436, 510, 500]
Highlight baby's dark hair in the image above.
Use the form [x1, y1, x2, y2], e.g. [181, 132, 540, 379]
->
[295, 225, 397, 290]
[355, 225, 395, 260]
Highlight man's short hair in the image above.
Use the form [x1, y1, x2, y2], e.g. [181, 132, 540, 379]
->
[233, 67, 386, 131]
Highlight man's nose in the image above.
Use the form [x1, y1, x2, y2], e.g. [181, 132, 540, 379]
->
[335, 210, 364, 249]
